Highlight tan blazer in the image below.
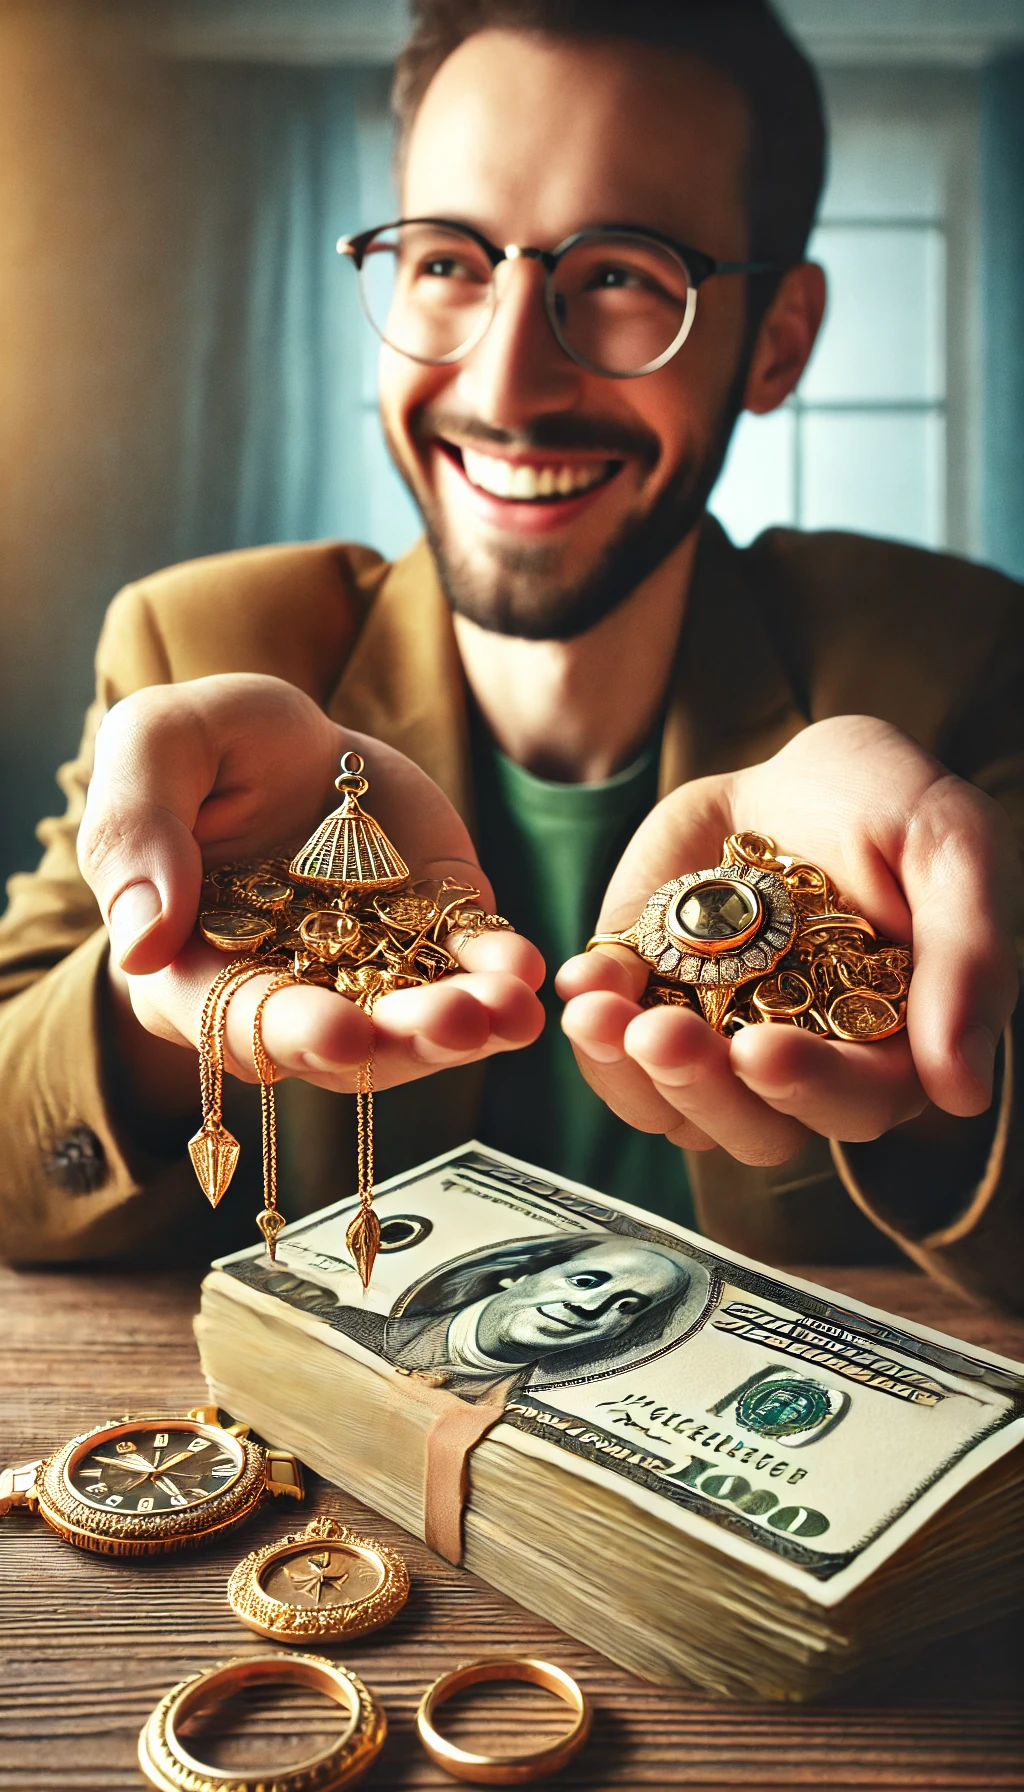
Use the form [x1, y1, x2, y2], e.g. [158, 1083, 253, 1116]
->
[1, 520, 1022, 1306]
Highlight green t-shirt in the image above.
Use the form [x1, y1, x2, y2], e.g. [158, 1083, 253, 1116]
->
[475, 737, 695, 1229]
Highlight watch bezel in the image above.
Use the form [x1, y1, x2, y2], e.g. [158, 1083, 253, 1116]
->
[37, 1417, 267, 1556]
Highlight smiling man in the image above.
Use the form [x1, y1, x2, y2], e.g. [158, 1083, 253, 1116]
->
[0, 0, 1022, 1306]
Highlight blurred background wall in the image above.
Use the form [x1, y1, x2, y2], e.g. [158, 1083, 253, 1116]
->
[2, 0, 1024, 890]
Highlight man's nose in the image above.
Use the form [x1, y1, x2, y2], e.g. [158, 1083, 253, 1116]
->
[452, 255, 580, 430]
[564, 1288, 626, 1320]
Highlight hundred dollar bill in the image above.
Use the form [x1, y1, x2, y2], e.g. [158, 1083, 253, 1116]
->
[211, 1141, 1024, 1606]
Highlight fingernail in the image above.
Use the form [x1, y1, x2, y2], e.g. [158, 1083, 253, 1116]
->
[108, 881, 162, 966]
[733, 1065, 798, 1100]
[300, 1051, 361, 1075]
[412, 1038, 473, 1065]
[958, 1023, 996, 1096]
[643, 1061, 701, 1089]
[576, 1041, 625, 1065]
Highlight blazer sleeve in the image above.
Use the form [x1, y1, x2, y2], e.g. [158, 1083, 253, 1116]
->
[687, 592, 1024, 1313]
[0, 593, 209, 1262]
[0, 545, 380, 1264]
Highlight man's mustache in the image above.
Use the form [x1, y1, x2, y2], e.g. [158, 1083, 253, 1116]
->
[411, 405, 661, 470]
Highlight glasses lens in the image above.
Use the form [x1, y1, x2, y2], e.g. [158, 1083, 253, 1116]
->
[549, 235, 693, 375]
[357, 223, 495, 364]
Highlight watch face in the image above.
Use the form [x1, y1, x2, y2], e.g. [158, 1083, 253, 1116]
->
[64, 1422, 244, 1515]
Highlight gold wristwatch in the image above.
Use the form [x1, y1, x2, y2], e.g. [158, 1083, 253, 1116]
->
[0, 1405, 302, 1556]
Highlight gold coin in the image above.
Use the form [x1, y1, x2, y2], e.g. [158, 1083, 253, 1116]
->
[374, 891, 439, 931]
[199, 910, 276, 951]
[827, 989, 902, 1042]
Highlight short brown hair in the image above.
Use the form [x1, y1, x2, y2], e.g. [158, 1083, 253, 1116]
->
[393, 0, 826, 272]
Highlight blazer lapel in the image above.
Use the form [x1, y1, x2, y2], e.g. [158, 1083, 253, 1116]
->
[659, 516, 808, 797]
[326, 537, 475, 826]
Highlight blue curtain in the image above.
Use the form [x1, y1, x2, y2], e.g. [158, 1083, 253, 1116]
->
[980, 51, 1024, 582]
[0, 28, 415, 889]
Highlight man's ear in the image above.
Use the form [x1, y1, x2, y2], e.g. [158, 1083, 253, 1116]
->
[742, 262, 827, 416]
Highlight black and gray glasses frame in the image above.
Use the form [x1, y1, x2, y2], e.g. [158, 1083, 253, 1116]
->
[337, 217, 778, 378]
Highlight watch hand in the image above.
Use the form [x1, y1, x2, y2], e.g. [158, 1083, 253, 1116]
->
[151, 1445, 210, 1478]
[93, 1453, 158, 1476]
[154, 1474, 194, 1500]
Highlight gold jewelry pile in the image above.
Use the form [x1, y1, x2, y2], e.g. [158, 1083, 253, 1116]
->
[590, 830, 912, 1041]
[188, 751, 512, 1287]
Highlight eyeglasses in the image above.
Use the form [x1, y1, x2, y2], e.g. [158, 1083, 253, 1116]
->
[337, 217, 778, 380]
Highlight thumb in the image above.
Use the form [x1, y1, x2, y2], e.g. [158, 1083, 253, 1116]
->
[79, 690, 212, 973]
[595, 774, 737, 931]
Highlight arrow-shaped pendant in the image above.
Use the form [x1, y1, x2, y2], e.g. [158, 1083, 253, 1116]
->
[188, 1120, 241, 1208]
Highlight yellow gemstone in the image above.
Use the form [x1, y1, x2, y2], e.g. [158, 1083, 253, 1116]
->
[670, 879, 760, 946]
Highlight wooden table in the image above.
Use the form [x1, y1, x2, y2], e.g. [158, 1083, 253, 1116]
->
[2, 1260, 1023, 1791]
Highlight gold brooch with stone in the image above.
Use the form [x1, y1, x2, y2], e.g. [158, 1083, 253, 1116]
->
[187, 751, 512, 1287]
[588, 831, 912, 1041]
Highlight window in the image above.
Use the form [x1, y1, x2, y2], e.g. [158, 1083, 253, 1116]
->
[710, 70, 980, 556]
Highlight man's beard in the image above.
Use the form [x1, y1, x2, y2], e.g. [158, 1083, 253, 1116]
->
[384, 379, 746, 642]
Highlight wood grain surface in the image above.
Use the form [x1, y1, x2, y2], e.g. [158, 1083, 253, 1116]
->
[2, 1260, 1023, 1791]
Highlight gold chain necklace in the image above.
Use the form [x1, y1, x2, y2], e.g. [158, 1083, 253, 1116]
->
[188, 752, 511, 1288]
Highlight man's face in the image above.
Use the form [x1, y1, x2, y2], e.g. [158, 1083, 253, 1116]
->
[473, 1241, 689, 1365]
[379, 29, 753, 639]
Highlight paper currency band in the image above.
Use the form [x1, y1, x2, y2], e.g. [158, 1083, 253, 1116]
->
[137, 1652, 386, 1792]
[421, 1393, 508, 1564]
[416, 1656, 593, 1784]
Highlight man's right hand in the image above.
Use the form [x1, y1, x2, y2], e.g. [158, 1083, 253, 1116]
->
[79, 674, 544, 1115]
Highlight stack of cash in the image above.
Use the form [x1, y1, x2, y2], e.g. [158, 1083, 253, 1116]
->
[196, 1144, 1024, 1700]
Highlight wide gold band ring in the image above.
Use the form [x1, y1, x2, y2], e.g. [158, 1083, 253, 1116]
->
[587, 830, 913, 1041]
[415, 1656, 592, 1784]
[138, 1652, 386, 1792]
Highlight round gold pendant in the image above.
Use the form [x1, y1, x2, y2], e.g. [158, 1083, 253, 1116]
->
[587, 832, 912, 1040]
[227, 1516, 410, 1643]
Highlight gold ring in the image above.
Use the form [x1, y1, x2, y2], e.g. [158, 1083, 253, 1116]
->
[415, 1656, 592, 1784]
[446, 908, 516, 946]
[587, 830, 912, 1041]
[227, 1516, 410, 1643]
[138, 1652, 386, 1792]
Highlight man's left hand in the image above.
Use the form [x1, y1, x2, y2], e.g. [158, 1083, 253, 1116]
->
[557, 717, 1021, 1165]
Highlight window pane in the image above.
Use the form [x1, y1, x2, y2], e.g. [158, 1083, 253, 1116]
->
[803, 224, 945, 404]
[709, 409, 797, 546]
[799, 411, 945, 549]
[820, 117, 944, 222]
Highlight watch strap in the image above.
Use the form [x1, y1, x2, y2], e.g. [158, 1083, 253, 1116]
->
[0, 1459, 42, 1515]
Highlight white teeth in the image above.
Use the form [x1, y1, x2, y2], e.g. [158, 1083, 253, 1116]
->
[461, 447, 609, 501]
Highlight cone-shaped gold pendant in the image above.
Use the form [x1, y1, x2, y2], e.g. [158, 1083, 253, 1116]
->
[290, 752, 409, 892]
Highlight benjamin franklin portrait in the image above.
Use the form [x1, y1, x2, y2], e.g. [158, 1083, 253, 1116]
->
[300, 1229, 713, 1403]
